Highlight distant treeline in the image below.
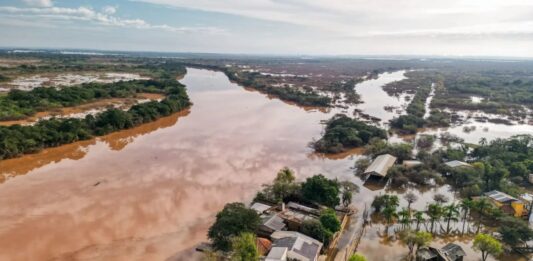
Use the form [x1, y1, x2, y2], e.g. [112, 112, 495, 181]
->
[314, 114, 387, 153]
[224, 69, 332, 107]
[0, 80, 191, 160]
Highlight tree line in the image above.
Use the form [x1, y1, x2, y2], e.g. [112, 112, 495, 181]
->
[0, 80, 190, 160]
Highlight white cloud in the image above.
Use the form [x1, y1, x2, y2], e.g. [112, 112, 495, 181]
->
[135, 0, 533, 37]
[22, 0, 53, 7]
[0, 6, 223, 34]
[102, 6, 117, 15]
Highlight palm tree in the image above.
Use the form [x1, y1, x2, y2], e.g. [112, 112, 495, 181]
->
[473, 198, 491, 233]
[479, 137, 487, 146]
[413, 211, 425, 231]
[459, 198, 473, 234]
[427, 203, 443, 234]
[383, 206, 398, 233]
[398, 208, 411, 229]
[443, 203, 460, 234]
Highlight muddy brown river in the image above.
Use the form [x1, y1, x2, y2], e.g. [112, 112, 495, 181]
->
[0, 68, 529, 261]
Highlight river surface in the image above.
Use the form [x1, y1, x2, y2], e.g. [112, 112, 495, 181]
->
[0, 68, 529, 261]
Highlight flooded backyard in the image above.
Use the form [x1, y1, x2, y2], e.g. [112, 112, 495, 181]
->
[0, 68, 530, 260]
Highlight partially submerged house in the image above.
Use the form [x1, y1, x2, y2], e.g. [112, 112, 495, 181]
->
[364, 154, 397, 178]
[484, 190, 525, 217]
[270, 231, 323, 261]
[416, 243, 466, 261]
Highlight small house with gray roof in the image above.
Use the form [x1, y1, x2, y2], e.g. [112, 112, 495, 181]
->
[270, 231, 323, 261]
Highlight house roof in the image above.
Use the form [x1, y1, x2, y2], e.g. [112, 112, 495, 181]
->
[256, 237, 273, 256]
[440, 243, 466, 261]
[271, 231, 323, 261]
[265, 247, 288, 261]
[287, 202, 320, 216]
[416, 247, 438, 260]
[444, 160, 471, 168]
[251, 202, 273, 214]
[261, 213, 287, 231]
[485, 190, 520, 204]
[364, 154, 397, 177]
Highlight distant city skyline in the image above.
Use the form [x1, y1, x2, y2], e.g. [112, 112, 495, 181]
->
[2, 0, 533, 57]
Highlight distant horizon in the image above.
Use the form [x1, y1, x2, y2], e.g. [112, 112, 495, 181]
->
[3, 46, 533, 61]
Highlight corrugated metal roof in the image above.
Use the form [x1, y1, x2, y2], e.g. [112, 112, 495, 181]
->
[485, 190, 519, 203]
[444, 160, 471, 168]
[364, 154, 397, 177]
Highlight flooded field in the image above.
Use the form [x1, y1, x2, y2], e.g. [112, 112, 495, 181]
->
[2, 72, 148, 91]
[0, 68, 530, 261]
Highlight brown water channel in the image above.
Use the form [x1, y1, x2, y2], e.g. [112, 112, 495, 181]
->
[0, 68, 528, 261]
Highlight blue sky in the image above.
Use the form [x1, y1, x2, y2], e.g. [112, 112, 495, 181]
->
[2, 0, 533, 57]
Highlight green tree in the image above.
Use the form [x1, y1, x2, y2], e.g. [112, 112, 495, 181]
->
[400, 230, 432, 257]
[208, 203, 261, 251]
[459, 198, 474, 234]
[473, 233, 503, 261]
[398, 208, 411, 229]
[426, 203, 443, 234]
[443, 203, 460, 234]
[342, 189, 352, 208]
[320, 209, 341, 233]
[231, 232, 259, 261]
[348, 253, 367, 261]
[413, 211, 425, 231]
[473, 198, 491, 233]
[301, 174, 340, 208]
[498, 216, 533, 247]
[301, 219, 333, 247]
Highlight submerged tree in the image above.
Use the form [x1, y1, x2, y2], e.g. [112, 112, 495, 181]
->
[443, 203, 460, 234]
[473, 233, 503, 261]
[426, 203, 443, 234]
[348, 253, 367, 261]
[208, 203, 261, 251]
[413, 211, 425, 231]
[400, 230, 433, 258]
[231, 232, 259, 261]
[404, 192, 418, 213]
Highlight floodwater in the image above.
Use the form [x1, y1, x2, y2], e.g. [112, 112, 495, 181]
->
[0, 68, 529, 261]
[354, 70, 411, 124]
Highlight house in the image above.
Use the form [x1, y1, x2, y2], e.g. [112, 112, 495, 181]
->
[440, 243, 466, 261]
[265, 246, 288, 261]
[484, 190, 525, 217]
[416, 243, 466, 261]
[270, 231, 323, 261]
[364, 154, 397, 178]
[444, 160, 471, 169]
[258, 213, 287, 236]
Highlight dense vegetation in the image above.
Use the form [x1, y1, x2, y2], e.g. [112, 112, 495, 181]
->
[314, 114, 387, 153]
[0, 80, 190, 160]
[207, 202, 261, 251]
[433, 71, 533, 116]
[223, 69, 332, 107]
[326, 78, 363, 104]
[0, 79, 179, 120]
[388, 72, 451, 134]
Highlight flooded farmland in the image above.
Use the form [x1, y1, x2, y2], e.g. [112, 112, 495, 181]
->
[0, 68, 530, 261]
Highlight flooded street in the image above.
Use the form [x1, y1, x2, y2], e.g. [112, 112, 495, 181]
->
[0, 68, 529, 261]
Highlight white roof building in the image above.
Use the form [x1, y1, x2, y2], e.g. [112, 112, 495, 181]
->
[270, 231, 323, 261]
[444, 160, 471, 169]
[364, 154, 397, 177]
[265, 247, 288, 261]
